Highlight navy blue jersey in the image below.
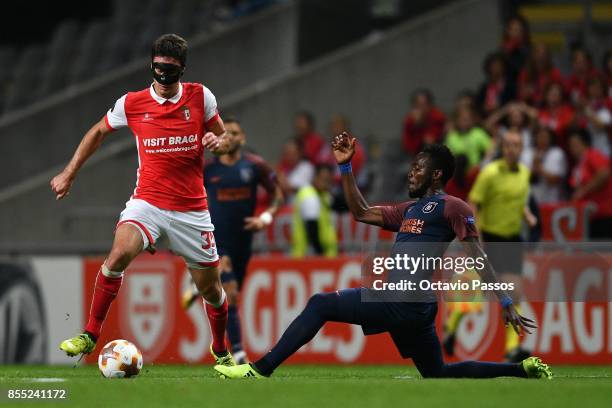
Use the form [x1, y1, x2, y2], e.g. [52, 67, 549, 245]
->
[205, 153, 276, 254]
[378, 193, 478, 302]
[380, 193, 477, 242]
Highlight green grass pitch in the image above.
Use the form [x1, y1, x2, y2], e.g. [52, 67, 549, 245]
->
[0, 365, 609, 408]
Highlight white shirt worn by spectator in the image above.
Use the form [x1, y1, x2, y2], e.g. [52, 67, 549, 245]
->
[299, 193, 321, 221]
[521, 146, 567, 204]
[287, 161, 315, 191]
[587, 106, 611, 157]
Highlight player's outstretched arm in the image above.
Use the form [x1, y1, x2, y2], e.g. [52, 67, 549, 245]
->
[461, 236, 537, 335]
[50, 117, 112, 200]
[332, 132, 383, 227]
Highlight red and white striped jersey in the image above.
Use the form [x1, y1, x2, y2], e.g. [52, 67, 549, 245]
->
[105, 82, 219, 211]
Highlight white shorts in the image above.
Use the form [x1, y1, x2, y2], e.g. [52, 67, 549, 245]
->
[117, 198, 219, 269]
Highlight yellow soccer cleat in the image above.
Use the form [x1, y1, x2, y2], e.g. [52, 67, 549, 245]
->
[60, 333, 96, 357]
[210, 344, 236, 367]
[181, 287, 200, 310]
[214, 363, 266, 379]
[522, 356, 553, 379]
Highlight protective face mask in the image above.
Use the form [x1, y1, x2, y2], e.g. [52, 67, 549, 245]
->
[151, 62, 184, 85]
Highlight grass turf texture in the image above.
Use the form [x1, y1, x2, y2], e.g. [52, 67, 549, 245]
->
[0, 365, 609, 408]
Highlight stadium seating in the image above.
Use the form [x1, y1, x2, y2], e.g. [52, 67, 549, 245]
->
[0, 0, 279, 116]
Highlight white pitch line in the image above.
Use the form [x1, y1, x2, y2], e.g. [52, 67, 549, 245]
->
[26, 378, 67, 383]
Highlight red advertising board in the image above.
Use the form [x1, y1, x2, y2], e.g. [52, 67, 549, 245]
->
[83, 253, 612, 365]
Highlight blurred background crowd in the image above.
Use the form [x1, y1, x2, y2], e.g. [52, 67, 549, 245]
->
[0, 0, 611, 255]
[269, 13, 612, 243]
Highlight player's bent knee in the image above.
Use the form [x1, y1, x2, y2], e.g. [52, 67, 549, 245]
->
[200, 280, 223, 303]
[106, 249, 134, 272]
[305, 293, 332, 313]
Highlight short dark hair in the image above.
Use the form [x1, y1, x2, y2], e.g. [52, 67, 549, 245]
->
[411, 88, 434, 105]
[571, 46, 592, 64]
[422, 144, 455, 185]
[568, 127, 592, 147]
[482, 52, 507, 76]
[504, 14, 531, 44]
[296, 111, 315, 128]
[223, 116, 241, 126]
[152, 34, 188, 66]
[315, 163, 334, 176]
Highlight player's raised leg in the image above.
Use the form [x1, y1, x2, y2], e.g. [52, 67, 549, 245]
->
[189, 264, 235, 367]
[60, 223, 144, 357]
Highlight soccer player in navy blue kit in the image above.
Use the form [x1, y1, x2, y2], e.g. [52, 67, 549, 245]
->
[215, 132, 552, 379]
[183, 117, 283, 364]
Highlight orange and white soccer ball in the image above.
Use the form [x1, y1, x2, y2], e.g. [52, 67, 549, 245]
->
[98, 339, 143, 379]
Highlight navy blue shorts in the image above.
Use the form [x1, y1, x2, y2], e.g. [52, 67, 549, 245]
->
[336, 288, 440, 358]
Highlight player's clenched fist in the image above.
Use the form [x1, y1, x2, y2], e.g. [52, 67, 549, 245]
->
[202, 132, 221, 152]
[50, 170, 74, 200]
[331, 131, 357, 164]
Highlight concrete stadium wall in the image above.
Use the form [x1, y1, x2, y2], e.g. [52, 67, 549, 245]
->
[0, 2, 298, 189]
[224, 0, 499, 161]
[0, 0, 500, 252]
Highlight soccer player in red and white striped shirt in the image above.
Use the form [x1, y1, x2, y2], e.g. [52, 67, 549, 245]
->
[50, 34, 236, 368]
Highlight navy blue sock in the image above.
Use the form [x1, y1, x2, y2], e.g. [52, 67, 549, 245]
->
[438, 361, 526, 378]
[412, 342, 528, 378]
[226, 305, 242, 352]
[254, 293, 339, 376]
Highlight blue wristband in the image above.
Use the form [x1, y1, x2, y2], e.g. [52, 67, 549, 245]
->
[500, 297, 513, 308]
[339, 162, 352, 174]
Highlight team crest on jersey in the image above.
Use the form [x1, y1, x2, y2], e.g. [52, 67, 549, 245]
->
[422, 201, 438, 213]
[182, 106, 190, 121]
[240, 167, 253, 183]
[143, 112, 152, 121]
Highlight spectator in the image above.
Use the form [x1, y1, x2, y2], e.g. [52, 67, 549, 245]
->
[568, 129, 612, 239]
[445, 154, 479, 201]
[500, 15, 531, 82]
[521, 126, 568, 203]
[538, 82, 578, 147]
[518, 44, 563, 107]
[445, 106, 492, 169]
[401, 89, 446, 155]
[294, 111, 326, 164]
[291, 164, 338, 257]
[476, 52, 516, 116]
[603, 50, 612, 100]
[485, 101, 537, 148]
[276, 138, 314, 199]
[454, 89, 479, 116]
[580, 76, 611, 157]
[565, 47, 600, 104]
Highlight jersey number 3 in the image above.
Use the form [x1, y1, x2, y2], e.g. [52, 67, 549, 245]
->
[201, 231, 217, 250]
